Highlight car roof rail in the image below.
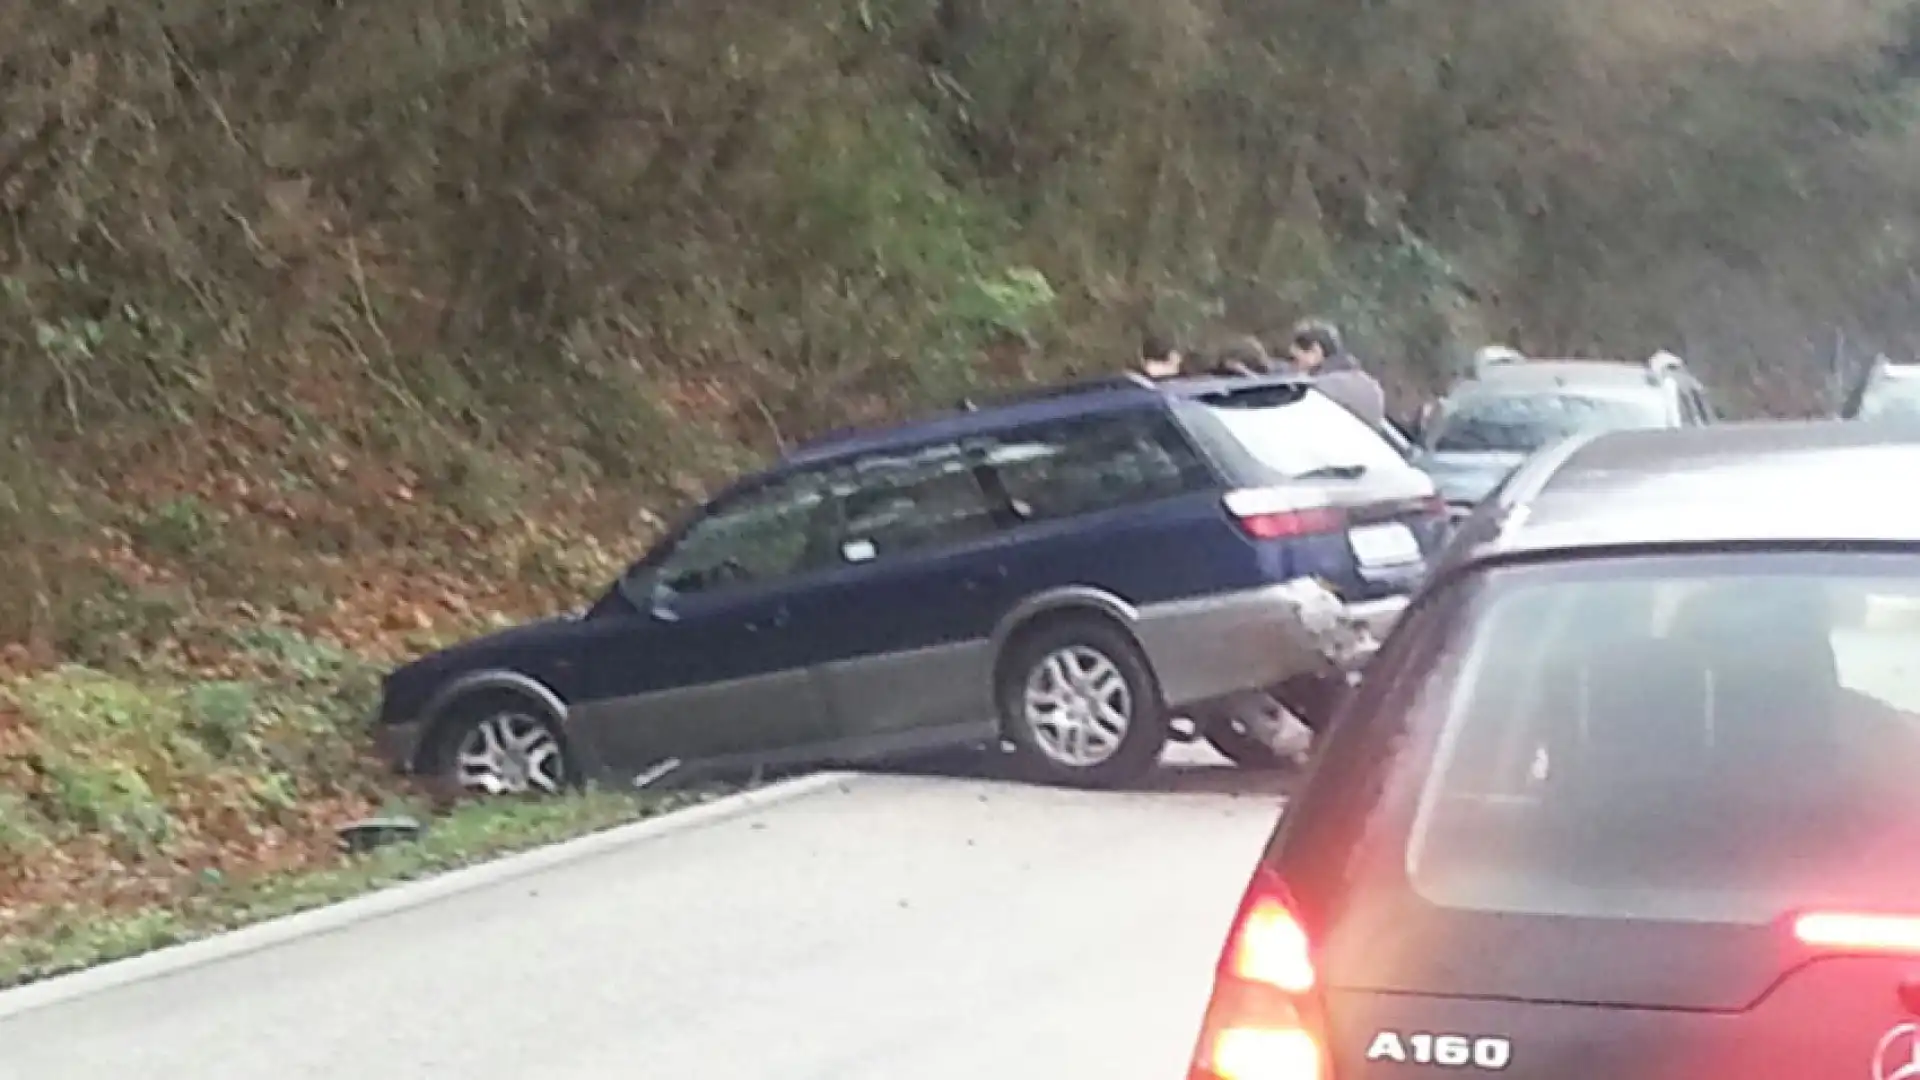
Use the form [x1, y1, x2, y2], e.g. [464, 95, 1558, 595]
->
[960, 373, 1158, 411]
[788, 374, 1157, 462]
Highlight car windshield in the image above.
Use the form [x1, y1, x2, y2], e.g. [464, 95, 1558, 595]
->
[1428, 390, 1668, 454]
[1408, 552, 1920, 926]
[1183, 386, 1408, 480]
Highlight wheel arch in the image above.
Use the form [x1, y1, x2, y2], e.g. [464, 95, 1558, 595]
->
[988, 587, 1151, 714]
[415, 670, 569, 772]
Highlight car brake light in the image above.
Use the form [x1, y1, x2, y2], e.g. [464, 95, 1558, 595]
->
[1188, 868, 1326, 1080]
[1794, 912, 1920, 955]
[1224, 488, 1346, 541]
[1233, 894, 1317, 992]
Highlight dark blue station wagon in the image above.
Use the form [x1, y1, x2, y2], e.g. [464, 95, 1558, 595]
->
[374, 373, 1447, 793]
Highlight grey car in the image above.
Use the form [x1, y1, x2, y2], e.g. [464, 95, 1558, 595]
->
[1411, 353, 1718, 518]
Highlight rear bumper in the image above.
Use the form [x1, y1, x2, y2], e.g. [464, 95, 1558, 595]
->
[1134, 581, 1407, 710]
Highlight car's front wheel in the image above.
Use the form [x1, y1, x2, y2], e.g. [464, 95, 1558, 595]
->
[997, 617, 1167, 788]
[426, 694, 573, 796]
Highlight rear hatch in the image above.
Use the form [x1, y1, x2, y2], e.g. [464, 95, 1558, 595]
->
[1269, 550, 1920, 1079]
[1171, 383, 1446, 601]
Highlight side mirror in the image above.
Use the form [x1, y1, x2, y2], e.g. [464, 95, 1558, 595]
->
[649, 590, 680, 622]
[635, 572, 679, 621]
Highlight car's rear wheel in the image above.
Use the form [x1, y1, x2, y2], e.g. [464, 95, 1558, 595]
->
[997, 616, 1167, 788]
[1272, 671, 1351, 733]
[426, 694, 572, 796]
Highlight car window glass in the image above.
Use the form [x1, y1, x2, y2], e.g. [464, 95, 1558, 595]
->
[654, 473, 829, 596]
[834, 443, 1000, 560]
[1176, 386, 1406, 482]
[1427, 390, 1669, 453]
[1407, 555, 1920, 926]
[983, 409, 1212, 522]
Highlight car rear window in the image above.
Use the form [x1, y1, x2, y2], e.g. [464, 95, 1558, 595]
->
[1173, 385, 1407, 483]
[1407, 551, 1920, 926]
[1427, 389, 1669, 453]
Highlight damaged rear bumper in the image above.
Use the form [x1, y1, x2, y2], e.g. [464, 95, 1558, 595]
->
[1133, 579, 1406, 711]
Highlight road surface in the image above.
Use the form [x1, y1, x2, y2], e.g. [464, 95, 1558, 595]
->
[0, 753, 1285, 1080]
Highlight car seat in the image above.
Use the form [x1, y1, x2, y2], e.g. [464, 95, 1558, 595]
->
[1534, 639, 1718, 886]
[1668, 580, 1844, 783]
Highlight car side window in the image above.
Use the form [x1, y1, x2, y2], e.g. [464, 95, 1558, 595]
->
[833, 443, 1002, 562]
[983, 408, 1213, 523]
[654, 472, 831, 596]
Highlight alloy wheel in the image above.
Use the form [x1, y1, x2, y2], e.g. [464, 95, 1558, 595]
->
[1023, 645, 1133, 768]
[454, 711, 566, 795]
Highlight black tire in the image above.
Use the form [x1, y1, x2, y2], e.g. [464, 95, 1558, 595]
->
[1272, 672, 1350, 733]
[1201, 720, 1296, 771]
[421, 691, 575, 797]
[995, 615, 1168, 789]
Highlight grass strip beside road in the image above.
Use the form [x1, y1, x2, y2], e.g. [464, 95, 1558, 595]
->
[0, 788, 702, 990]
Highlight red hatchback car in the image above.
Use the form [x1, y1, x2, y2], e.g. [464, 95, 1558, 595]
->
[1187, 421, 1920, 1080]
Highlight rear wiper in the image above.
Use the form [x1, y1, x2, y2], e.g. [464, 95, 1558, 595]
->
[1293, 464, 1368, 481]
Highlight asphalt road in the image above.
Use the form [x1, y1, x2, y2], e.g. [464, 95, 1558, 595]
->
[0, 751, 1286, 1080]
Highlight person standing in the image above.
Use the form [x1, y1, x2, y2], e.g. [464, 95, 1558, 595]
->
[1208, 334, 1274, 376]
[1288, 318, 1386, 426]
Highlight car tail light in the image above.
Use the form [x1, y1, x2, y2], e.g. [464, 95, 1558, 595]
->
[1794, 912, 1920, 955]
[1224, 488, 1346, 541]
[1188, 868, 1326, 1080]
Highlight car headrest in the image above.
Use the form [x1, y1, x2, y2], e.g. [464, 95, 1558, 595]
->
[1575, 643, 1715, 787]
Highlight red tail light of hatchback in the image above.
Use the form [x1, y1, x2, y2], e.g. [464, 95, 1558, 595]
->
[1792, 911, 1920, 955]
[1187, 868, 1327, 1080]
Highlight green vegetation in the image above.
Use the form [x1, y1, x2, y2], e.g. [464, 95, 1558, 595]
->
[0, 789, 684, 989]
[4, 0, 1920, 979]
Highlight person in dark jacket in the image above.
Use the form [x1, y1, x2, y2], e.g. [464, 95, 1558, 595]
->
[1288, 318, 1386, 426]
[1209, 334, 1274, 376]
